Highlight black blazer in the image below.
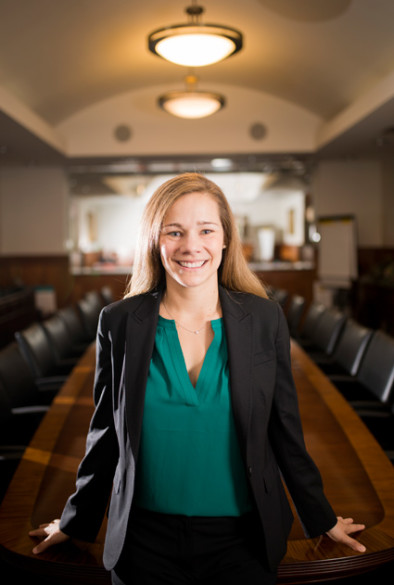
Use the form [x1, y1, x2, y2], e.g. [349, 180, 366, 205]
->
[59, 287, 337, 571]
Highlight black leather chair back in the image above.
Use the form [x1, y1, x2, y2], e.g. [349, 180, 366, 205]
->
[310, 308, 347, 355]
[0, 342, 41, 408]
[15, 323, 56, 379]
[77, 295, 102, 340]
[356, 330, 394, 404]
[286, 295, 306, 337]
[41, 314, 82, 361]
[271, 288, 289, 309]
[299, 303, 326, 340]
[331, 319, 373, 376]
[58, 306, 88, 343]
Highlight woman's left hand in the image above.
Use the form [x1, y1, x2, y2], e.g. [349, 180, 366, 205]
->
[326, 516, 366, 553]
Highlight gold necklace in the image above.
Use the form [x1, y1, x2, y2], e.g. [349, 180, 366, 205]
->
[162, 299, 207, 335]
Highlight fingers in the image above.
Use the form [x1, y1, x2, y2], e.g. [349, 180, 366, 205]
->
[29, 523, 52, 537]
[29, 520, 58, 538]
[29, 519, 69, 554]
[339, 517, 366, 534]
[31, 530, 69, 555]
[326, 516, 366, 553]
[32, 537, 53, 555]
[347, 523, 366, 534]
[338, 520, 366, 553]
[345, 536, 366, 554]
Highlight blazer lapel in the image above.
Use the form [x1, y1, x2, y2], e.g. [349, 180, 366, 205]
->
[124, 289, 161, 459]
[122, 287, 253, 461]
[220, 288, 253, 458]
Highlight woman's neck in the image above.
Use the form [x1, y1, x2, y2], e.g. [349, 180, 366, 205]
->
[163, 281, 221, 320]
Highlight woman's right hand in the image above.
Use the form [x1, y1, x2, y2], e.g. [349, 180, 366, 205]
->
[29, 519, 70, 554]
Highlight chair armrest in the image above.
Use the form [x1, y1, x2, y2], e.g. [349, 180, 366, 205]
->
[385, 450, 394, 462]
[328, 374, 357, 383]
[11, 405, 49, 415]
[36, 376, 67, 391]
[350, 400, 386, 411]
[356, 408, 391, 418]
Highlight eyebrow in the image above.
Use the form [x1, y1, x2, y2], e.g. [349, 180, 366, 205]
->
[162, 221, 220, 228]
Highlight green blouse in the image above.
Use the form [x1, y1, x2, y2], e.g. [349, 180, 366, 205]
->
[133, 315, 252, 517]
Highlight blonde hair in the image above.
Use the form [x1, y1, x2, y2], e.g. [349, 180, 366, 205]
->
[124, 172, 268, 299]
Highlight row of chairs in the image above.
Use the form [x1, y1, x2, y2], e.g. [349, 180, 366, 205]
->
[271, 288, 394, 464]
[0, 287, 113, 502]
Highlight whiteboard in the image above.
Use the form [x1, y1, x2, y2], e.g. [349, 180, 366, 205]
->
[317, 215, 358, 288]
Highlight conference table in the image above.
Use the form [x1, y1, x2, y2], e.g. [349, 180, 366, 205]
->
[0, 339, 393, 584]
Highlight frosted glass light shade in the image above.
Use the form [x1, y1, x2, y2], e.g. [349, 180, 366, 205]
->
[158, 90, 225, 119]
[149, 25, 242, 67]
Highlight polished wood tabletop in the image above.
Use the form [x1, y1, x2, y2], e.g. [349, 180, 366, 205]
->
[0, 340, 393, 584]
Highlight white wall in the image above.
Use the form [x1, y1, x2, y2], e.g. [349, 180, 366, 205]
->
[69, 174, 306, 264]
[71, 194, 147, 264]
[310, 158, 384, 247]
[56, 84, 321, 157]
[0, 166, 69, 255]
[1, 157, 392, 257]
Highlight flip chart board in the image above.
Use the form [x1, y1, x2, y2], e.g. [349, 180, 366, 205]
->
[317, 215, 358, 288]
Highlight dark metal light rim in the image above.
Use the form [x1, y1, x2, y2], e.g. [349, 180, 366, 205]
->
[148, 23, 243, 58]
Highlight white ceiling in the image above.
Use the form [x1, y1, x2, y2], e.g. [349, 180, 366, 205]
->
[1, 0, 394, 166]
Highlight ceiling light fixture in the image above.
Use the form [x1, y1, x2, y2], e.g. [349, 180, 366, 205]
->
[158, 75, 226, 119]
[148, 1, 243, 67]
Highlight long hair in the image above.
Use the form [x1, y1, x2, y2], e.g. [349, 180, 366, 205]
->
[124, 173, 268, 299]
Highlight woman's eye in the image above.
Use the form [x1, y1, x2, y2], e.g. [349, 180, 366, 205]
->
[202, 229, 213, 235]
[168, 231, 181, 237]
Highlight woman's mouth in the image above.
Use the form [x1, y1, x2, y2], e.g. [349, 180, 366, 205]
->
[176, 260, 207, 268]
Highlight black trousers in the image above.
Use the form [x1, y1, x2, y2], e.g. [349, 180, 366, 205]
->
[111, 507, 278, 585]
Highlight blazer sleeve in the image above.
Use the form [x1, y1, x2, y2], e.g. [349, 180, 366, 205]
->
[59, 308, 119, 542]
[268, 304, 338, 538]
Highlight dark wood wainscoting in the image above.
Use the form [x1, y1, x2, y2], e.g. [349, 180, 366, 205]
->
[0, 256, 129, 307]
[0, 256, 73, 307]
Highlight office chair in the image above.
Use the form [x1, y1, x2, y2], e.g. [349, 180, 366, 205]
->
[357, 400, 394, 464]
[333, 330, 394, 411]
[85, 289, 105, 310]
[286, 295, 306, 338]
[297, 302, 327, 347]
[0, 343, 51, 501]
[57, 305, 91, 352]
[0, 379, 25, 503]
[306, 308, 347, 361]
[0, 363, 49, 443]
[41, 313, 83, 364]
[101, 286, 114, 305]
[320, 319, 373, 378]
[0, 378, 47, 503]
[76, 291, 104, 341]
[0, 341, 56, 408]
[15, 323, 70, 391]
[271, 288, 289, 311]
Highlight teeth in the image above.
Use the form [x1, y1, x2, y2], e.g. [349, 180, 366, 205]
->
[178, 261, 205, 268]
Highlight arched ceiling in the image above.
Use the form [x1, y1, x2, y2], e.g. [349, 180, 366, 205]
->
[1, 0, 394, 163]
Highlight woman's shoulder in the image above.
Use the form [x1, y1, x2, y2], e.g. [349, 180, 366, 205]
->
[223, 288, 277, 311]
[221, 287, 283, 324]
[102, 290, 160, 320]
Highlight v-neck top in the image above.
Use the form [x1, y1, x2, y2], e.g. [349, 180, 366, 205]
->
[133, 315, 252, 516]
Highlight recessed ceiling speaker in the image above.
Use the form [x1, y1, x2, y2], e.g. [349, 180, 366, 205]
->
[250, 123, 267, 140]
[114, 124, 132, 142]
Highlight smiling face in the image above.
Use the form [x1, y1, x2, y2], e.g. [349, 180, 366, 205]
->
[159, 191, 225, 291]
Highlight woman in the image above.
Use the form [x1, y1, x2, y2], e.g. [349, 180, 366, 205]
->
[30, 173, 366, 584]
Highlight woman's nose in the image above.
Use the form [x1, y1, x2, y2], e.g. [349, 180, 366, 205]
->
[180, 232, 201, 252]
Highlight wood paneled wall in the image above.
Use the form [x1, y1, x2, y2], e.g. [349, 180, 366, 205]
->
[1, 248, 392, 320]
[0, 256, 73, 307]
[0, 255, 128, 307]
